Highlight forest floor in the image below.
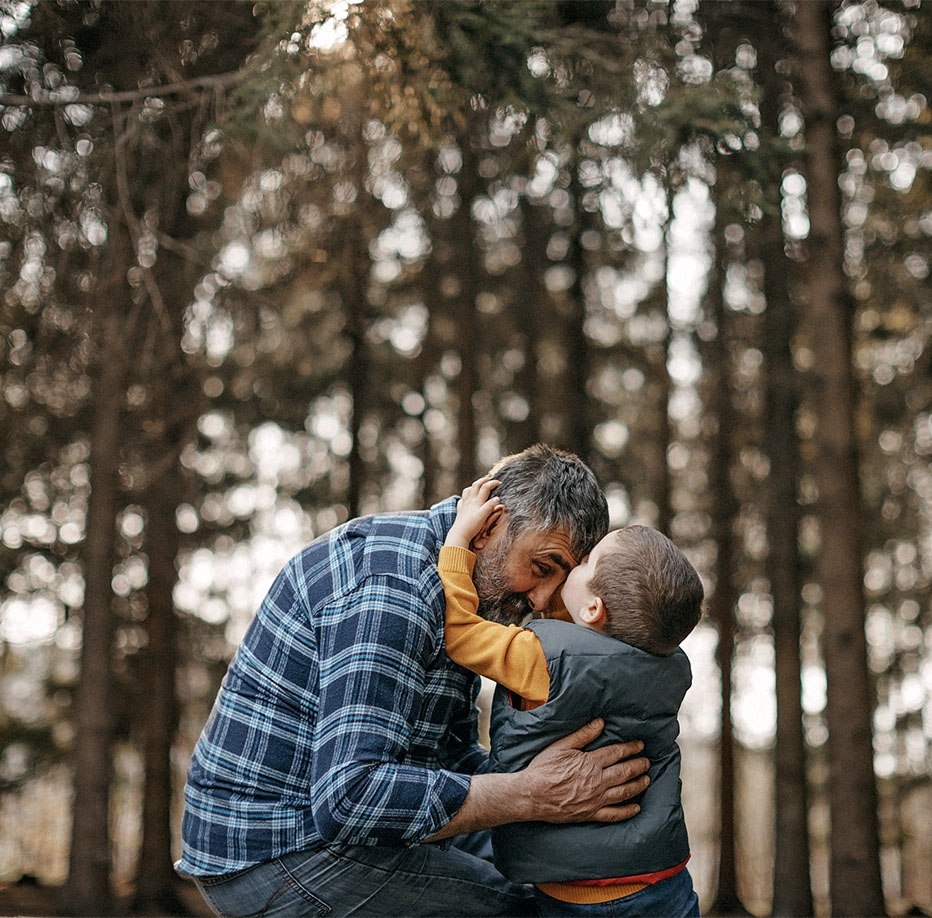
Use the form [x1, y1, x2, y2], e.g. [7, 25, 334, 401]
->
[0, 875, 212, 917]
[3, 878, 930, 918]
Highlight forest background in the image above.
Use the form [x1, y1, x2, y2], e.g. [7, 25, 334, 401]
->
[0, 0, 930, 916]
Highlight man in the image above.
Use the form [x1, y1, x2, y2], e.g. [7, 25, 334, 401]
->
[178, 445, 651, 917]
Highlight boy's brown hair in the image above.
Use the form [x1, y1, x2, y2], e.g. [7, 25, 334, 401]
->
[589, 525, 704, 655]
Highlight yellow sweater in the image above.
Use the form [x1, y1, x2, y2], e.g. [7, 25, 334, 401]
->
[437, 545, 649, 905]
[438, 545, 552, 706]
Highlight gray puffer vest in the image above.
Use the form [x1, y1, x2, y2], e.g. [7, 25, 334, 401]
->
[489, 619, 691, 884]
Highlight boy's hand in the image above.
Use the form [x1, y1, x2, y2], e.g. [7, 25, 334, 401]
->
[446, 475, 503, 549]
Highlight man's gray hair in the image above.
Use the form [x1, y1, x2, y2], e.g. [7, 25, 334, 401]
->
[487, 444, 608, 562]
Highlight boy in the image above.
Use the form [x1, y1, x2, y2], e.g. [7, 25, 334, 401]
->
[439, 477, 703, 917]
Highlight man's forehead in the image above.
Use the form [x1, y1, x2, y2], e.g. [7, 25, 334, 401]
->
[518, 527, 577, 568]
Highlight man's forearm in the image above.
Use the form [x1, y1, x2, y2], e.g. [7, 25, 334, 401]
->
[424, 772, 531, 842]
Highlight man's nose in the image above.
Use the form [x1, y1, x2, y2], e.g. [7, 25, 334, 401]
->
[526, 584, 554, 613]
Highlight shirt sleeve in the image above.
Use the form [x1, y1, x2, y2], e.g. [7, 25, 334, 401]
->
[310, 571, 471, 846]
[438, 545, 550, 706]
[438, 675, 491, 776]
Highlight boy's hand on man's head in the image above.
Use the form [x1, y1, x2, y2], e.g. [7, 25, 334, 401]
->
[446, 475, 503, 549]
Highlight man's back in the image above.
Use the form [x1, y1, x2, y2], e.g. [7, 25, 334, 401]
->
[178, 499, 484, 877]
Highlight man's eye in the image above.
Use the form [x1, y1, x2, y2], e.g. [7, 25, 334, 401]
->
[533, 563, 550, 577]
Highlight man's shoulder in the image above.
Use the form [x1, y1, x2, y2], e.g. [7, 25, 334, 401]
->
[288, 497, 457, 594]
[346, 505, 441, 576]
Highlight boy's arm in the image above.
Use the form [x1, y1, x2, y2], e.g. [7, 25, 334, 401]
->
[439, 545, 550, 705]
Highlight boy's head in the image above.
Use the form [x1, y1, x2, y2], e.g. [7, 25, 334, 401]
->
[560, 525, 704, 655]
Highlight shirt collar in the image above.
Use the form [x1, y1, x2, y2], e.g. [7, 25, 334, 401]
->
[429, 496, 458, 549]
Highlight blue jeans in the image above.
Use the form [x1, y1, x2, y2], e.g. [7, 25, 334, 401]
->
[532, 868, 700, 917]
[193, 834, 535, 917]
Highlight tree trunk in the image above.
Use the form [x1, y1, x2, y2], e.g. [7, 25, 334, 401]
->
[346, 243, 368, 519]
[655, 172, 676, 537]
[792, 3, 885, 915]
[565, 132, 592, 459]
[66, 304, 126, 916]
[452, 130, 482, 482]
[345, 147, 372, 518]
[418, 214, 449, 505]
[705, 216, 749, 918]
[759, 229, 814, 915]
[415, 297, 441, 508]
[132, 465, 185, 912]
[516, 195, 548, 450]
[756, 4, 814, 912]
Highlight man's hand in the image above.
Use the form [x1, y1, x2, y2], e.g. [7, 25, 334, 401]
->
[521, 718, 650, 823]
[424, 720, 648, 842]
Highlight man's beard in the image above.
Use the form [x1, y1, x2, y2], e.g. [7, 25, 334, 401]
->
[473, 538, 534, 625]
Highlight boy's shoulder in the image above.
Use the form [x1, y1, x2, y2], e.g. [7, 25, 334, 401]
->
[525, 618, 691, 672]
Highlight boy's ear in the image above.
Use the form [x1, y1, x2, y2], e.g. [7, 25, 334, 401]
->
[578, 596, 606, 627]
[471, 507, 504, 551]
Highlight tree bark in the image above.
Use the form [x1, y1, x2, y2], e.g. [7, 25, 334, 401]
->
[452, 127, 482, 482]
[346, 228, 369, 520]
[418, 215, 450, 506]
[655, 172, 676, 537]
[759, 228, 814, 915]
[66, 303, 126, 916]
[792, 2, 885, 914]
[516, 195, 548, 450]
[756, 4, 814, 912]
[565, 131, 592, 460]
[344, 141, 373, 519]
[133, 468, 184, 912]
[705, 217, 749, 917]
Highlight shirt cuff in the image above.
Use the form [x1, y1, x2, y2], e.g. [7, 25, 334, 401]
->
[438, 545, 476, 575]
[416, 769, 472, 842]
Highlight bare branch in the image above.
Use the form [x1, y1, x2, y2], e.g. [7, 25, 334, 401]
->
[110, 99, 177, 350]
[0, 69, 249, 108]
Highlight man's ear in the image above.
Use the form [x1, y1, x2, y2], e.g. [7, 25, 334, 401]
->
[470, 507, 504, 551]
[578, 596, 606, 627]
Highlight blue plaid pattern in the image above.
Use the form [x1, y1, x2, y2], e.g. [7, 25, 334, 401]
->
[178, 498, 485, 876]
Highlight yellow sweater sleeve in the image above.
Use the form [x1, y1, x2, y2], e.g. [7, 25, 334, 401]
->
[438, 546, 550, 706]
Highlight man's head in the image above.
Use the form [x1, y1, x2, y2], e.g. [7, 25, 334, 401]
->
[561, 525, 704, 655]
[468, 444, 609, 624]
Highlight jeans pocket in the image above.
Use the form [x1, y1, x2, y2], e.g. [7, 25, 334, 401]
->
[195, 857, 332, 918]
[195, 876, 257, 918]
[273, 856, 332, 916]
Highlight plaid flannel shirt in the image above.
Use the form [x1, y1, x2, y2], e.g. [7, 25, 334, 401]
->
[178, 497, 486, 876]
